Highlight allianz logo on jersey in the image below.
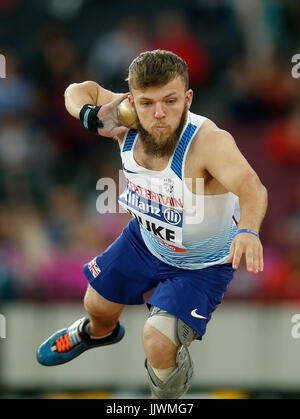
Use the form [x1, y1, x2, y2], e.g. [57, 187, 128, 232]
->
[125, 190, 183, 226]
[163, 208, 181, 226]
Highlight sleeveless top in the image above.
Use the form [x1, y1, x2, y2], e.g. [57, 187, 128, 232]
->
[118, 111, 238, 270]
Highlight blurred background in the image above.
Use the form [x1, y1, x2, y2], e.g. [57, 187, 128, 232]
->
[0, 0, 299, 399]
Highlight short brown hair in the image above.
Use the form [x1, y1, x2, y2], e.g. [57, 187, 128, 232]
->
[126, 50, 189, 91]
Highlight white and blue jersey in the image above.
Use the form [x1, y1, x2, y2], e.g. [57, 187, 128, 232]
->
[118, 111, 238, 270]
[83, 111, 237, 338]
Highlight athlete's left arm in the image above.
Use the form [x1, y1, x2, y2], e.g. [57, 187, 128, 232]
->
[201, 129, 268, 274]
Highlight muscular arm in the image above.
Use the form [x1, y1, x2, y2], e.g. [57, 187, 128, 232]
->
[64, 81, 129, 141]
[201, 129, 268, 273]
[203, 130, 268, 231]
[64, 81, 120, 118]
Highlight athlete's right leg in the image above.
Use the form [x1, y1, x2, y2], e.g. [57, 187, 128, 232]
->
[36, 218, 159, 367]
[83, 284, 125, 337]
[36, 285, 125, 366]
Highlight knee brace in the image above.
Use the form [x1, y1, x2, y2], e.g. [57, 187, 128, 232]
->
[144, 306, 199, 399]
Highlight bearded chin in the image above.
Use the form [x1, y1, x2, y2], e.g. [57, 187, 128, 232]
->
[135, 104, 188, 158]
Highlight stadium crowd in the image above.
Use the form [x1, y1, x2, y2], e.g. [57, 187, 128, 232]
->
[0, 0, 299, 301]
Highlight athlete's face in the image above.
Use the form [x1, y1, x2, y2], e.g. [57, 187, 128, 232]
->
[129, 76, 193, 157]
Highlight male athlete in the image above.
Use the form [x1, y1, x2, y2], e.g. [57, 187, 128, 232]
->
[37, 50, 268, 399]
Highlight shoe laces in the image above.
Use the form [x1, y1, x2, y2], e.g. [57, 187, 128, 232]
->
[55, 332, 73, 353]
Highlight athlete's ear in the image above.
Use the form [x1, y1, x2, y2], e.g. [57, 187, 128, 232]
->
[185, 89, 193, 110]
[128, 94, 136, 113]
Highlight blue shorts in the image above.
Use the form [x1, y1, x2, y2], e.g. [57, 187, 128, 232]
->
[83, 219, 235, 339]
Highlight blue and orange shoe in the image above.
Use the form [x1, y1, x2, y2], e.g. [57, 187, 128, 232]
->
[36, 317, 125, 366]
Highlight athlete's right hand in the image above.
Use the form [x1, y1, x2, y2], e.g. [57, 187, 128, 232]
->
[97, 93, 130, 138]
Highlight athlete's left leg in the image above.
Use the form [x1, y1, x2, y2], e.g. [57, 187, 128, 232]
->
[142, 322, 177, 399]
[142, 306, 198, 399]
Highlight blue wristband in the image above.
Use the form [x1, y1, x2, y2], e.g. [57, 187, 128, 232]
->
[233, 228, 260, 239]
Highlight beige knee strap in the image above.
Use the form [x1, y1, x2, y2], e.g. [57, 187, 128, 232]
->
[147, 306, 199, 347]
[147, 314, 178, 346]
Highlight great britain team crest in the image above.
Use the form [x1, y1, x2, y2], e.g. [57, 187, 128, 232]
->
[88, 257, 101, 278]
[163, 178, 174, 194]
